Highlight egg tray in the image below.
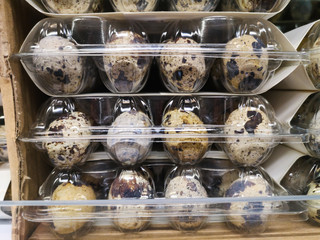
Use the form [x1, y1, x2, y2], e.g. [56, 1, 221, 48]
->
[16, 156, 314, 235]
[16, 16, 303, 96]
[17, 94, 309, 169]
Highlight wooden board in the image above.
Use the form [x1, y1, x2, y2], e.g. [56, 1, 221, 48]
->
[29, 220, 320, 240]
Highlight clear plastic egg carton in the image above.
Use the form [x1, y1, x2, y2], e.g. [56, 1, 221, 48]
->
[298, 21, 320, 89]
[276, 20, 320, 91]
[17, 17, 305, 96]
[16, 156, 313, 238]
[18, 93, 307, 171]
[289, 92, 320, 158]
[280, 155, 320, 227]
[26, 0, 289, 15]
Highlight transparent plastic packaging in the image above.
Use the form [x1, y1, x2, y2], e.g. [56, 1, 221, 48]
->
[299, 22, 320, 89]
[213, 19, 282, 93]
[19, 157, 308, 238]
[164, 165, 208, 231]
[21, 94, 307, 169]
[219, 0, 280, 12]
[169, 0, 220, 12]
[290, 92, 320, 158]
[281, 156, 320, 196]
[95, 20, 152, 93]
[19, 18, 99, 96]
[158, 20, 214, 93]
[80, 160, 119, 199]
[223, 167, 286, 234]
[103, 97, 154, 166]
[41, 0, 103, 14]
[39, 169, 97, 239]
[200, 158, 239, 197]
[281, 156, 320, 226]
[108, 167, 155, 232]
[17, 17, 304, 96]
[221, 95, 281, 167]
[110, 0, 159, 12]
[30, 98, 97, 169]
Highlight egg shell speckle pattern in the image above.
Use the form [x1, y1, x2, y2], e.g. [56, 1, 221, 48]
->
[33, 36, 89, 94]
[42, 0, 100, 13]
[108, 170, 153, 232]
[43, 111, 92, 169]
[159, 38, 207, 92]
[103, 31, 151, 93]
[165, 176, 208, 231]
[162, 109, 209, 165]
[111, 0, 158, 11]
[171, 0, 215, 11]
[306, 181, 320, 224]
[225, 176, 273, 233]
[50, 182, 96, 236]
[224, 107, 273, 166]
[223, 35, 268, 92]
[236, 0, 278, 12]
[216, 170, 240, 197]
[106, 111, 153, 166]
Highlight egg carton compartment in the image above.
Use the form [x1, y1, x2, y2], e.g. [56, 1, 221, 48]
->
[276, 20, 320, 91]
[289, 92, 320, 158]
[25, 0, 290, 17]
[16, 17, 305, 96]
[6, 149, 320, 239]
[17, 94, 308, 169]
[263, 145, 320, 228]
[264, 90, 320, 159]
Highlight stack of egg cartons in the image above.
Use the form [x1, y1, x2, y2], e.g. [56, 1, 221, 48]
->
[263, 20, 320, 228]
[8, 0, 320, 239]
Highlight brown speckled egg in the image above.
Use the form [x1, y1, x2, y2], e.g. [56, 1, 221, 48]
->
[165, 175, 208, 231]
[224, 175, 274, 234]
[108, 169, 154, 232]
[33, 36, 87, 94]
[102, 31, 151, 93]
[106, 110, 153, 166]
[171, 0, 218, 11]
[42, 0, 101, 13]
[222, 35, 268, 93]
[223, 107, 274, 166]
[306, 181, 320, 225]
[110, 0, 158, 11]
[43, 111, 93, 169]
[162, 109, 209, 165]
[159, 37, 207, 92]
[50, 182, 96, 237]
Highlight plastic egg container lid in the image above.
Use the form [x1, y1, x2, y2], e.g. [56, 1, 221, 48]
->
[299, 21, 320, 52]
[18, 94, 308, 144]
[291, 92, 320, 136]
[16, 17, 306, 62]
